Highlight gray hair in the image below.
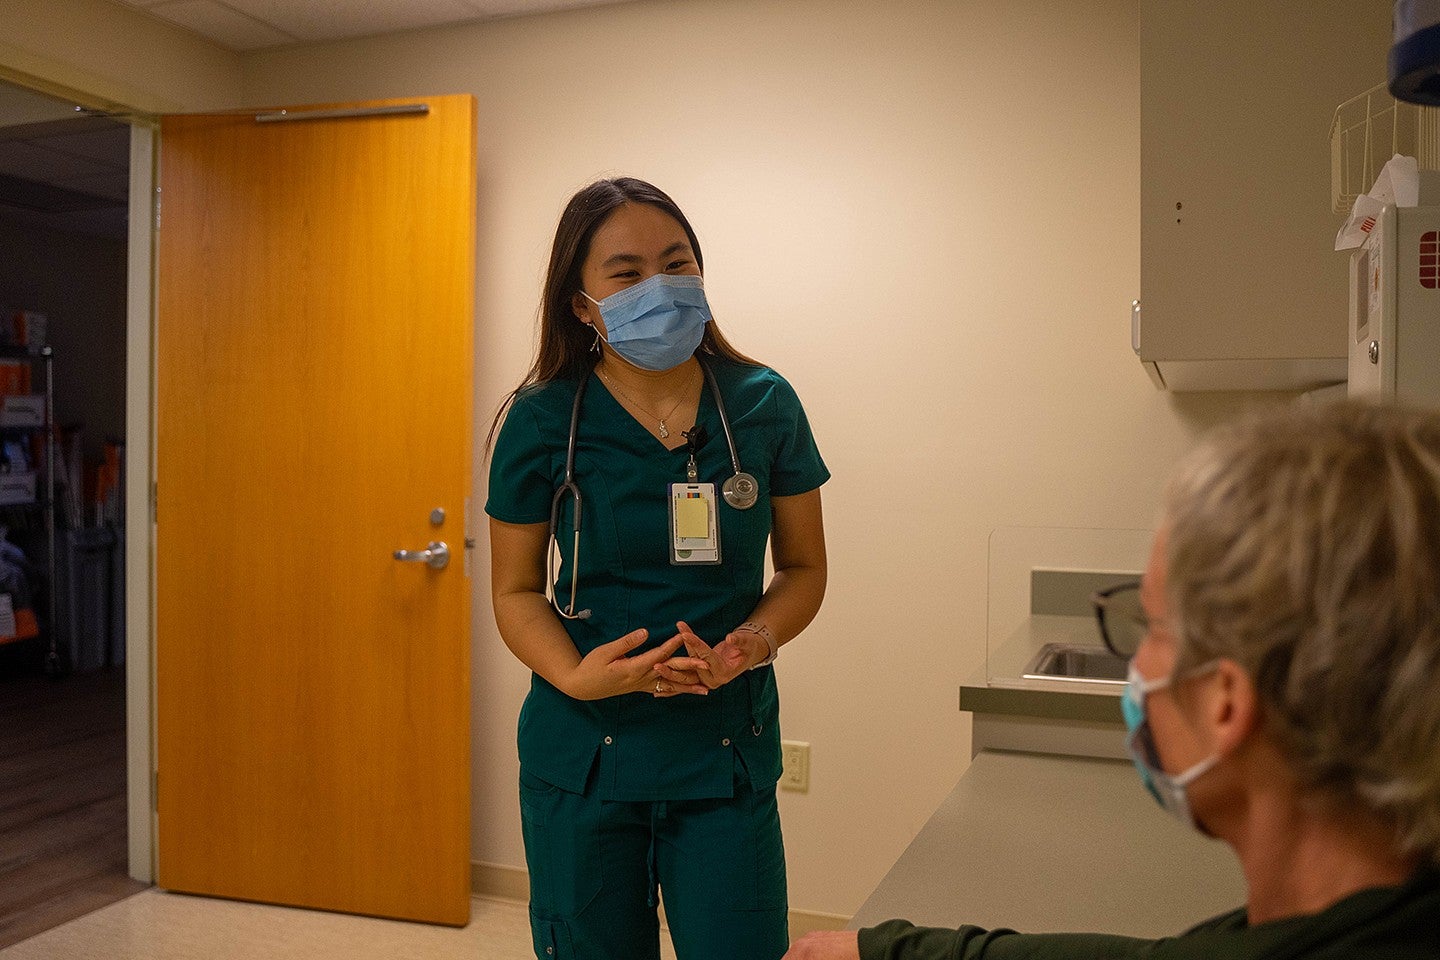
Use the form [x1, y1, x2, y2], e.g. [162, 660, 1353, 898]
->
[1163, 400, 1440, 864]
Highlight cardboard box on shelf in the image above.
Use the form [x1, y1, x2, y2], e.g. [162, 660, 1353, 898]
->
[0, 394, 44, 427]
[0, 471, 37, 505]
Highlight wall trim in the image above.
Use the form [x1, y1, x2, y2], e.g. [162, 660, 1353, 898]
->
[471, 860, 530, 904]
[472, 861, 851, 937]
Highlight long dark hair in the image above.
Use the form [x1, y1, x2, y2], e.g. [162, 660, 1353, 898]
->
[486, 177, 759, 453]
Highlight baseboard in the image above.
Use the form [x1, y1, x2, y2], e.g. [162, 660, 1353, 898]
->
[472, 861, 851, 936]
[786, 908, 851, 937]
[472, 861, 529, 903]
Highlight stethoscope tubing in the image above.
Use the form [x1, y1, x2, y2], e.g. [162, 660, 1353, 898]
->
[701, 357, 742, 478]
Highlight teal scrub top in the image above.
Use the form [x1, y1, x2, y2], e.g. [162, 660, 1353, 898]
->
[486, 357, 830, 802]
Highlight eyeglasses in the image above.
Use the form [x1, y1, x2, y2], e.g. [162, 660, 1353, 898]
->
[1091, 580, 1146, 658]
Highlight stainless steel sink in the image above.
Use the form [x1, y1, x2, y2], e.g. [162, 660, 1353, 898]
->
[1021, 642, 1128, 685]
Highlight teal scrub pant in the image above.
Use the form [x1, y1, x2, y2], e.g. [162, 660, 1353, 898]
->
[519, 763, 788, 960]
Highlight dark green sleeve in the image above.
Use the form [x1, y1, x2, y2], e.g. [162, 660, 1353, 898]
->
[858, 921, 1157, 960]
[485, 397, 553, 525]
[766, 372, 829, 497]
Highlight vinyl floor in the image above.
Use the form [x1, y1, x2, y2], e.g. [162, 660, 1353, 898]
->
[0, 891, 682, 959]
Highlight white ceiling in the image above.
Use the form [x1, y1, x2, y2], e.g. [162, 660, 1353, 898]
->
[106, 0, 638, 51]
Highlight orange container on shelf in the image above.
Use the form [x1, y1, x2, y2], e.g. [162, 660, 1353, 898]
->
[0, 360, 30, 396]
[0, 603, 39, 645]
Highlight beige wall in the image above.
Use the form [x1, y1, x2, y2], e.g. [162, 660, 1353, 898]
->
[2, 0, 1287, 919]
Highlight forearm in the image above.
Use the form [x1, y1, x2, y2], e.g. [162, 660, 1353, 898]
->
[745, 561, 827, 654]
[493, 588, 583, 693]
[744, 488, 827, 661]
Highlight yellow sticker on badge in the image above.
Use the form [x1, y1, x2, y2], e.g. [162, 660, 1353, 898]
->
[675, 495, 710, 539]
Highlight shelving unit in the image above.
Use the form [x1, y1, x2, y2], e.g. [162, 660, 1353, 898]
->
[0, 345, 57, 672]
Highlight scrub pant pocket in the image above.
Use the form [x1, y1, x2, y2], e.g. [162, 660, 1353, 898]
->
[520, 769, 662, 959]
[659, 758, 789, 960]
[519, 768, 605, 955]
[530, 919, 575, 960]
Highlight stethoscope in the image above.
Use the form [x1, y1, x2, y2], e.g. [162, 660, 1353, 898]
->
[548, 356, 757, 620]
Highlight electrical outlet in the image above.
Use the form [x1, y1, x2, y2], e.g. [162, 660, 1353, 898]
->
[781, 740, 810, 793]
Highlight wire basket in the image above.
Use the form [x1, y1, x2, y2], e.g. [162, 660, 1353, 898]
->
[1331, 83, 1440, 214]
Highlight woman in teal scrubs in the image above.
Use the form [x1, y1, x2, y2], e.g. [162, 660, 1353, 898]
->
[486, 177, 829, 960]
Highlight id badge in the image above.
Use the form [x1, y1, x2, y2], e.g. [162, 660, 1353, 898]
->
[669, 482, 721, 564]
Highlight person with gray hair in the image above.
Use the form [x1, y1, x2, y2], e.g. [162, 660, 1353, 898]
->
[787, 401, 1440, 960]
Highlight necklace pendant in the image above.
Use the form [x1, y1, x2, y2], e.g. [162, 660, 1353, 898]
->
[658, 421, 670, 439]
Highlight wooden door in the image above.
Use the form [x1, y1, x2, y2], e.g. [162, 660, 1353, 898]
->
[155, 96, 474, 925]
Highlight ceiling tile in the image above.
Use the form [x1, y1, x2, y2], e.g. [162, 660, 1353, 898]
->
[150, 0, 298, 50]
[107, 0, 643, 51]
[223, 0, 483, 42]
[460, 0, 630, 17]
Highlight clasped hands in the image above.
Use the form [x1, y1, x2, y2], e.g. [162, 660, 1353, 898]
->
[652, 620, 765, 698]
[563, 620, 766, 701]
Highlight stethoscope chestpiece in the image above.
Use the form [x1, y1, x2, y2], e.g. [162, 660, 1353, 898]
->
[722, 471, 759, 510]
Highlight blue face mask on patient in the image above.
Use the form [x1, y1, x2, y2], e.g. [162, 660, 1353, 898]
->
[583, 273, 711, 372]
[1122, 661, 1221, 830]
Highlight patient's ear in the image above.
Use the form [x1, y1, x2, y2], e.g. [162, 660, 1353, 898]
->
[1210, 658, 1260, 753]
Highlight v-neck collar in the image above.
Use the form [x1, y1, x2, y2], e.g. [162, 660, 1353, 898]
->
[588, 365, 714, 455]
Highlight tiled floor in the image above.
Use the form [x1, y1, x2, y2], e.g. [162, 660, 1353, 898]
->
[0, 890, 681, 959]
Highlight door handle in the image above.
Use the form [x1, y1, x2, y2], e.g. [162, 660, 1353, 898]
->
[393, 541, 449, 570]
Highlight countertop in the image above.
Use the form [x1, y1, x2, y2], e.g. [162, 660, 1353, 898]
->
[849, 750, 1246, 937]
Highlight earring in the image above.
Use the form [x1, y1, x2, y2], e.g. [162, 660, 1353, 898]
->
[589, 326, 601, 354]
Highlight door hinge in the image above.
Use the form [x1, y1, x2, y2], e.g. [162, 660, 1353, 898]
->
[151, 482, 157, 523]
[152, 769, 159, 809]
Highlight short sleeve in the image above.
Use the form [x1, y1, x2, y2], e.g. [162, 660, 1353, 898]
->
[485, 396, 554, 525]
[767, 373, 830, 498]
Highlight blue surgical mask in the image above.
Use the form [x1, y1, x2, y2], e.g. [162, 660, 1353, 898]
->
[1122, 661, 1220, 829]
[583, 273, 710, 372]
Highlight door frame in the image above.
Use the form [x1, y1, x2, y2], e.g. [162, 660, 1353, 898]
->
[0, 64, 160, 884]
[124, 118, 157, 885]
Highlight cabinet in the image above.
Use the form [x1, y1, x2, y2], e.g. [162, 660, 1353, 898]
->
[1137, 1, 1392, 390]
[0, 345, 56, 670]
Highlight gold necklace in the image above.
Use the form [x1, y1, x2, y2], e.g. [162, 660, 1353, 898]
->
[597, 365, 697, 439]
